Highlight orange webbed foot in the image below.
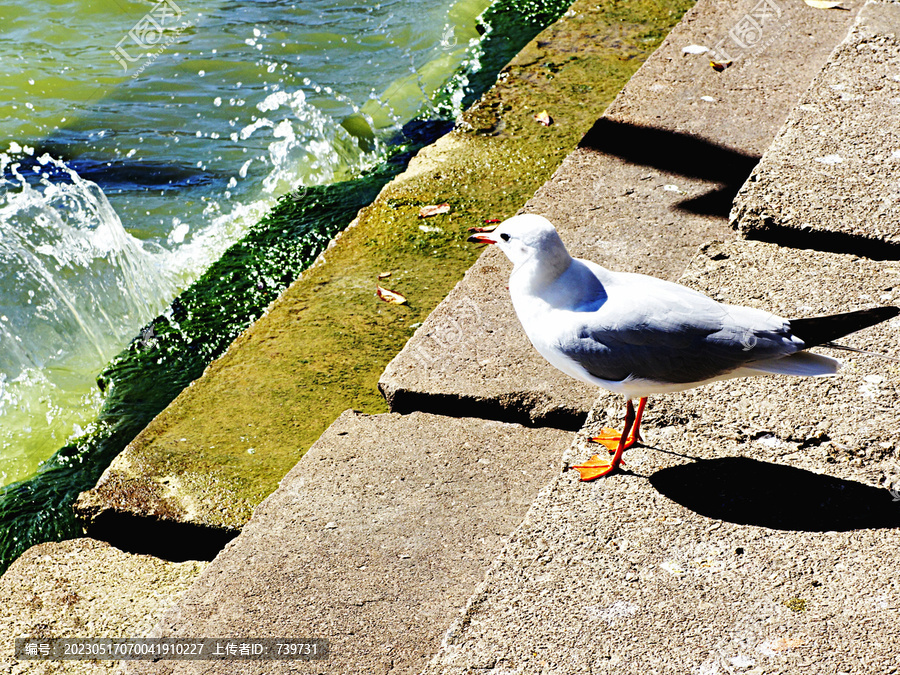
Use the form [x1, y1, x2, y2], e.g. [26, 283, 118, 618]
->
[588, 427, 642, 452]
[574, 398, 646, 482]
[570, 454, 621, 481]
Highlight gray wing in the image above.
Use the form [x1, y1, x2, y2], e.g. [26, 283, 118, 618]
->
[557, 293, 802, 385]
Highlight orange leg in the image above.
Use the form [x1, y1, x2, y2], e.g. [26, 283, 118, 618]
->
[588, 397, 646, 452]
[571, 397, 646, 481]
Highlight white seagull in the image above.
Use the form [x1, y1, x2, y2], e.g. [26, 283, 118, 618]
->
[468, 214, 899, 480]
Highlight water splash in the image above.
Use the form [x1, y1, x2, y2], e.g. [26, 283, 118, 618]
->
[0, 80, 394, 486]
[0, 67, 407, 486]
[0, 150, 175, 485]
[166, 86, 384, 285]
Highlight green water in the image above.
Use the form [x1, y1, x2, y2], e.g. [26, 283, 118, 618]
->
[1, 0, 499, 486]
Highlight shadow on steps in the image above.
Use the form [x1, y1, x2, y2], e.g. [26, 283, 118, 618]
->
[579, 118, 761, 219]
[379, 387, 588, 432]
[84, 512, 238, 562]
[744, 226, 900, 262]
[651, 456, 900, 531]
[580, 118, 900, 260]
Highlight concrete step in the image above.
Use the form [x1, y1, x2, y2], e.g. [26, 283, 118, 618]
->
[732, 0, 900, 254]
[122, 411, 570, 674]
[421, 239, 900, 674]
[0, 538, 205, 675]
[380, 0, 865, 429]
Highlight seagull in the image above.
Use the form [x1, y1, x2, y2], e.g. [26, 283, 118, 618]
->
[468, 214, 899, 480]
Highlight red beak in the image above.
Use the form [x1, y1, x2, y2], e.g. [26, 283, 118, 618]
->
[467, 233, 497, 244]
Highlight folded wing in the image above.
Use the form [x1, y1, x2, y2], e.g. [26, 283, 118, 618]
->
[556, 283, 807, 385]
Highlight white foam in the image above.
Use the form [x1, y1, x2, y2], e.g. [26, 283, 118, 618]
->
[0, 152, 177, 483]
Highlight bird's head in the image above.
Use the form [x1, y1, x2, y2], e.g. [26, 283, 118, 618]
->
[467, 214, 571, 279]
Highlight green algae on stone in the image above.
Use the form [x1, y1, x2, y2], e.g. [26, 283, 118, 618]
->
[784, 597, 808, 612]
[0, 168, 403, 569]
[77, 0, 696, 533]
[0, 0, 580, 571]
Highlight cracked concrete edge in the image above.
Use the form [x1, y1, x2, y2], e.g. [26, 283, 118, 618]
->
[118, 410, 573, 675]
[421, 461, 574, 672]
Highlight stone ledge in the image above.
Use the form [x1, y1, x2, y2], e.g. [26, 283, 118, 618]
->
[0, 538, 204, 675]
[122, 410, 571, 674]
[732, 0, 900, 253]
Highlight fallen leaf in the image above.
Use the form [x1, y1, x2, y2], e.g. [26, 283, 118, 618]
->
[467, 224, 498, 233]
[376, 286, 407, 305]
[804, 0, 847, 8]
[418, 203, 450, 218]
[377, 271, 391, 279]
[710, 59, 732, 72]
[534, 110, 553, 126]
[483, 218, 501, 224]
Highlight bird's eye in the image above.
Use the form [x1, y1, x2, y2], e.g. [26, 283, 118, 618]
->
[500, 233, 510, 241]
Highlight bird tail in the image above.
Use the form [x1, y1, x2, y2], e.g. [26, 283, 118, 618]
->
[789, 306, 899, 347]
[741, 307, 898, 378]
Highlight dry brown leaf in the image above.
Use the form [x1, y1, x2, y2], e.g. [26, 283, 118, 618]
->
[377, 271, 392, 279]
[804, 0, 846, 8]
[418, 203, 450, 218]
[534, 110, 553, 126]
[710, 59, 732, 72]
[467, 224, 498, 233]
[376, 286, 407, 305]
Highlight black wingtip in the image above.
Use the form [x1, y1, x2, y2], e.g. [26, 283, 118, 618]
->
[790, 306, 899, 348]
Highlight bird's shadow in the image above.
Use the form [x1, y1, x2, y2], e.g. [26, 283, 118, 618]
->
[646, 456, 900, 531]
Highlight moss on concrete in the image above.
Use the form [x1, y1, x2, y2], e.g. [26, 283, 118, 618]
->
[76, 0, 696, 530]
